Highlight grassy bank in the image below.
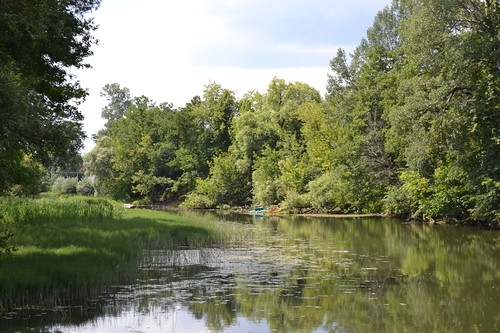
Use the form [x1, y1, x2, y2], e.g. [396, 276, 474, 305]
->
[0, 197, 241, 310]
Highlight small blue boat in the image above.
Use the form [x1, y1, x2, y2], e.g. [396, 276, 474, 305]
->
[249, 206, 266, 215]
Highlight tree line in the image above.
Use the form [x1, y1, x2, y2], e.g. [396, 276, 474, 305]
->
[1, 0, 499, 223]
[85, 0, 500, 223]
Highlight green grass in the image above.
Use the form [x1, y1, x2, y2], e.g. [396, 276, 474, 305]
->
[0, 197, 242, 310]
[0, 196, 118, 225]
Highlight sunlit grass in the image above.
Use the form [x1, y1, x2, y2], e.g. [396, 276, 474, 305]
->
[0, 198, 244, 310]
[0, 196, 119, 225]
[123, 209, 247, 248]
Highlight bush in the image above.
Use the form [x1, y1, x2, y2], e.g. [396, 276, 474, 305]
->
[383, 185, 414, 218]
[307, 171, 353, 211]
[252, 179, 287, 206]
[469, 178, 500, 223]
[76, 179, 95, 196]
[383, 170, 430, 219]
[0, 230, 16, 256]
[180, 192, 216, 209]
[280, 190, 312, 211]
[425, 164, 470, 220]
[132, 199, 150, 206]
[4, 155, 46, 197]
[52, 177, 78, 194]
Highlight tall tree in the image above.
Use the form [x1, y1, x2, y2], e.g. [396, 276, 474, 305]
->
[109, 97, 177, 201]
[191, 83, 239, 157]
[0, 0, 100, 193]
[324, 2, 406, 212]
[98, 83, 132, 135]
[251, 79, 322, 207]
[83, 136, 115, 196]
[379, 0, 500, 221]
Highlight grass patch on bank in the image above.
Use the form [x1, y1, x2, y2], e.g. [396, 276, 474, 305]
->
[0, 197, 242, 310]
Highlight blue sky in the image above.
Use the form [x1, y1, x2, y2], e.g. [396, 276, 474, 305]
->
[78, 0, 391, 152]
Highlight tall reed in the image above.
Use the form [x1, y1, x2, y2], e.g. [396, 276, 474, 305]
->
[0, 197, 119, 225]
[0, 198, 245, 310]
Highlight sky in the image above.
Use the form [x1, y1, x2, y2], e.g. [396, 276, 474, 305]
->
[77, 0, 392, 152]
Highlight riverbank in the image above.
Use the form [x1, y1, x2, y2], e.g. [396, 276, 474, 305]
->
[0, 197, 242, 311]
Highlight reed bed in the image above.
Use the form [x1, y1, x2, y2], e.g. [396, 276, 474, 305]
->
[0, 198, 245, 311]
[0, 197, 119, 225]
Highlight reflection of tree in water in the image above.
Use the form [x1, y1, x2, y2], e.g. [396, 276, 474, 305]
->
[174, 217, 500, 332]
[189, 293, 238, 330]
[18, 216, 500, 333]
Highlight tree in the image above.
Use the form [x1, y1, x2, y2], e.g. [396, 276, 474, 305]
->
[109, 97, 176, 201]
[97, 83, 132, 137]
[230, 91, 279, 162]
[193, 153, 252, 207]
[252, 146, 286, 206]
[380, 0, 500, 221]
[83, 136, 115, 196]
[0, 0, 100, 194]
[190, 83, 239, 157]
[249, 80, 322, 208]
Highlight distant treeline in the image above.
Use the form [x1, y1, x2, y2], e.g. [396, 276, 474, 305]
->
[85, 0, 500, 224]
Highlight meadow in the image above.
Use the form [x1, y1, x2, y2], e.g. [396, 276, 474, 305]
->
[0, 197, 241, 310]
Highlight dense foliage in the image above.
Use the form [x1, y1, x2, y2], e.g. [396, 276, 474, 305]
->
[82, 0, 496, 224]
[0, 0, 100, 195]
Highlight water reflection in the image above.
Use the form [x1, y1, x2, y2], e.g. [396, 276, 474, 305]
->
[2, 213, 500, 332]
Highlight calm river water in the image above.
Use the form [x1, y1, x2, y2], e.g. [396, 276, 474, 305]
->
[2, 211, 500, 332]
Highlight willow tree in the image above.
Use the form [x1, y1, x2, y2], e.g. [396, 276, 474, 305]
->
[251, 79, 322, 207]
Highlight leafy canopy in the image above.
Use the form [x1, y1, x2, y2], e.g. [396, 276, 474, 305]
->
[0, 0, 100, 194]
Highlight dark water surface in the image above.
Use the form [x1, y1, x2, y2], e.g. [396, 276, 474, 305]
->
[2, 212, 500, 332]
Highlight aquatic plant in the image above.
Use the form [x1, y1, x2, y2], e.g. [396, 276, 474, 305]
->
[0, 198, 244, 310]
[0, 197, 119, 225]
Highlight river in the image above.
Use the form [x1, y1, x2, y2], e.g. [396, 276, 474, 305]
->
[2, 212, 500, 332]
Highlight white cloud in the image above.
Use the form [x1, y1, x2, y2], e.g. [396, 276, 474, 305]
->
[79, 0, 392, 152]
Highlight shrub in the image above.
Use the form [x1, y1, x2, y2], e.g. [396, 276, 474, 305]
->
[0, 230, 16, 256]
[180, 192, 216, 209]
[52, 177, 78, 194]
[280, 190, 312, 211]
[307, 171, 354, 211]
[252, 179, 287, 207]
[383, 185, 414, 218]
[383, 170, 431, 219]
[76, 179, 95, 196]
[469, 178, 500, 223]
